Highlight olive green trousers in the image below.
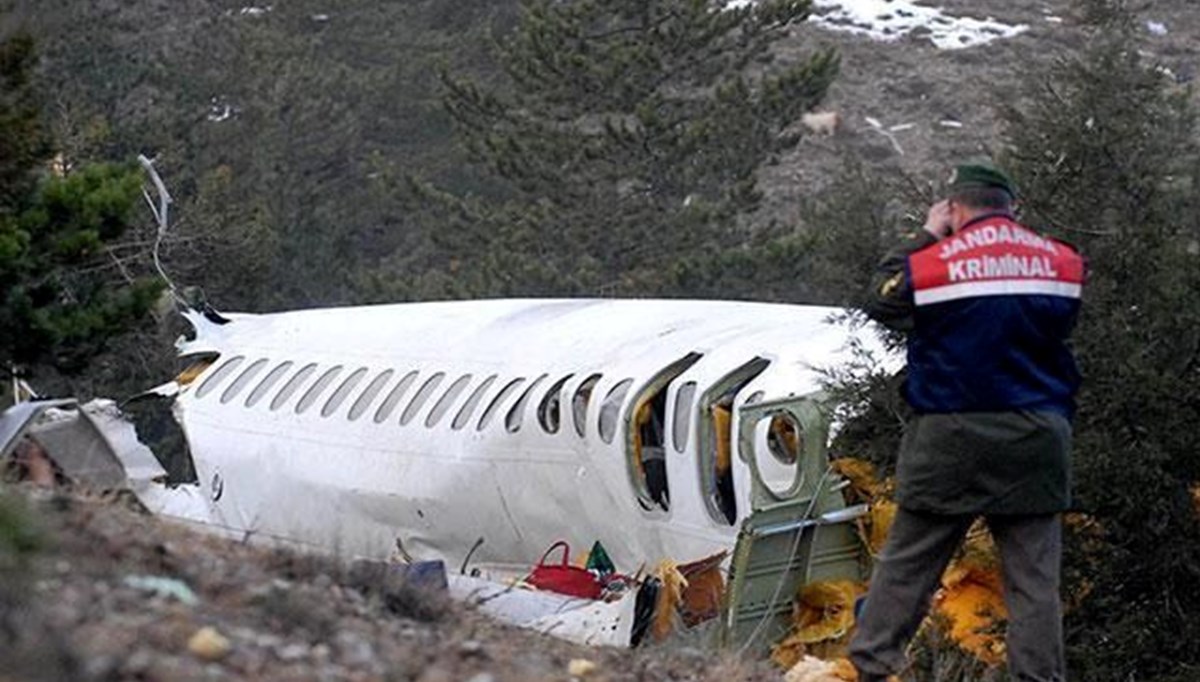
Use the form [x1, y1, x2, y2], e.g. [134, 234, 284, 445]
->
[849, 507, 1065, 682]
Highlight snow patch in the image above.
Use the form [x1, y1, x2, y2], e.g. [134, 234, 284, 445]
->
[728, 0, 1028, 50]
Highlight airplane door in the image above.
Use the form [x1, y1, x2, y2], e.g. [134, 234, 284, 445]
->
[718, 393, 869, 656]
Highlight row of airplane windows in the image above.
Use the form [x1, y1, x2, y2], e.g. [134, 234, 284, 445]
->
[192, 355, 698, 449]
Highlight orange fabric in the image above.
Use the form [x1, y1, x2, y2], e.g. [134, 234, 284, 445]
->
[712, 404, 732, 475]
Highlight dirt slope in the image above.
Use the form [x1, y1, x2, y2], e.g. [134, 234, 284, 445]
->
[1, 488, 777, 682]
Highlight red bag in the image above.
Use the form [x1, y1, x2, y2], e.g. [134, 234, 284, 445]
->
[526, 541, 603, 600]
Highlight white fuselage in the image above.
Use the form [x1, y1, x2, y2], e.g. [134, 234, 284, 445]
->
[165, 299, 885, 571]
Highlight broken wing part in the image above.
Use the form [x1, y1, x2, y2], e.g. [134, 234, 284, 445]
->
[0, 399, 76, 460]
[2, 399, 167, 491]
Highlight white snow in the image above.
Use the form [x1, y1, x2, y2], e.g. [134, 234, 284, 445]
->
[727, 0, 1028, 50]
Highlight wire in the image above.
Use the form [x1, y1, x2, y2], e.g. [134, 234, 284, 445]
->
[734, 463, 837, 657]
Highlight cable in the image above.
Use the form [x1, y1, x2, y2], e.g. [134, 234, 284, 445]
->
[734, 463, 837, 657]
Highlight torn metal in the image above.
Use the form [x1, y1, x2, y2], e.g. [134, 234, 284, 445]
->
[2, 299, 901, 657]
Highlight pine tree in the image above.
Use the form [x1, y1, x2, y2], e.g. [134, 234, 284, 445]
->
[1002, 5, 1200, 678]
[0, 33, 161, 379]
[419, 0, 837, 296]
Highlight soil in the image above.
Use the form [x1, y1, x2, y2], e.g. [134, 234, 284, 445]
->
[758, 0, 1200, 226]
[1, 486, 779, 682]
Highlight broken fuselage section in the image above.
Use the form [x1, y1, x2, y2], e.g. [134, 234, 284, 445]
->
[139, 299, 892, 652]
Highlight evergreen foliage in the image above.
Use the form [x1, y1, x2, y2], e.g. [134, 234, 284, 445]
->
[408, 0, 838, 296]
[822, 3, 1200, 678]
[0, 32, 160, 377]
[1002, 5, 1200, 678]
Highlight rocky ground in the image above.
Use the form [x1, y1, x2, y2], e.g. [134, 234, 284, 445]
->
[0, 486, 778, 682]
[759, 0, 1200, 225]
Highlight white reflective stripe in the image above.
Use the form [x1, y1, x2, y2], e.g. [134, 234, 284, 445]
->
[915, 279, 1082, 305]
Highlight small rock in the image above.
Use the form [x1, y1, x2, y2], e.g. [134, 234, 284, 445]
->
[188, 626, 232, 661]
[333, 631, 375, 667]
[277, 642, 310, 662]
[122, 648, 153, 675]
[458, 640, 485, 657]
[568, 658, 597, 678]
[465, 673, 496, 682]
[311, 643, 332, 662]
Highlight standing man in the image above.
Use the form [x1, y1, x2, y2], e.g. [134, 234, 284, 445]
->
[848, 161, 1085, 682]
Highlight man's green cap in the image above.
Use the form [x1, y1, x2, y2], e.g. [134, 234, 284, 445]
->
[948, 161, 1017, 198]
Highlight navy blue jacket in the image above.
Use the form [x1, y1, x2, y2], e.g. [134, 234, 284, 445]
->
[867, 214, 1085, 418]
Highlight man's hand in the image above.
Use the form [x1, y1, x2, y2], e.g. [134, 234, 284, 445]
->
[923, 200, 953, 239]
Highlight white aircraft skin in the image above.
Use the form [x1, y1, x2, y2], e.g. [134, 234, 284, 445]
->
[155, 299, 887, 576]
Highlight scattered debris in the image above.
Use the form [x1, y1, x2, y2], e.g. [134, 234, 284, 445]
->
[239, 6, 272, 17]
[207, 97, 236, 123]
[1146, 20, 1169, 36]
[771, 580, 864, 668]
[187, 626, 232, 661]
[864, 116, 905, 155]
[782, 655, 859, 682]
[938, 119, 964, 129]
[123, 575, 200, 606]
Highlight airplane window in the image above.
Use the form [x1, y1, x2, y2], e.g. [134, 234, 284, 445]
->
[505, 374, 548, 434]
[374, 370, 419, 424]
[537, 374, 574, 434]
[701, 357, 771, 525]
[401, 372, 445, 425]
[195, 356, 245, 399]
[322, 367, 369, 418]
[220, 358, 268, 404]
[477, 378, 527, 431]
[246, 361, 294, 408]
[426, 374, 473, 428]
[453, 374, 498, 430]
[348, 369, 395, 421]
[271, 363, 318, 411]
[628, 353, 702, 512]
[598, 378, 634, 444]
[672, 381, 697, 453]
[296, 366, 343, 414]
[572, 373, 603, 437]
[768, 414, 803, 465]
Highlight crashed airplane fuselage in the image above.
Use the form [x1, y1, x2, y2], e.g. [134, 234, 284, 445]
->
[127, 298, 891, 649]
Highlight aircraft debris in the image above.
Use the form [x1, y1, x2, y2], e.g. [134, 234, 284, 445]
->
[782, 655, 859, 682]
[864, 116, 905, 155]
[771, 580, 864, 668]
[4, 299, 911, 662]
[123, 574, 200, 606]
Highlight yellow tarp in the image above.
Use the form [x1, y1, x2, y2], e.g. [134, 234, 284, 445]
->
[773, 457, 1011, 671]
[771, 580, 865, 668]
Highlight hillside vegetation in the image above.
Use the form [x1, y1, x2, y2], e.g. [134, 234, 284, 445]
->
[1, 0, 1198, 680]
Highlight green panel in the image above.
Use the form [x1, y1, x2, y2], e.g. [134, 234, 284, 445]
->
[718, 394, 869, 657]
